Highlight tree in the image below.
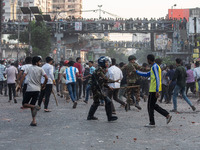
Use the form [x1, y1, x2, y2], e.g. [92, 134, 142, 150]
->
[134, 48, 152, 64]
[105, 48, 128, 63]
[8, 21, 51, 58]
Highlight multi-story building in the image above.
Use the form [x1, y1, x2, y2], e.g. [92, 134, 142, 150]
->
[2, 0, 52, 22]
[51, 0, 82, 19]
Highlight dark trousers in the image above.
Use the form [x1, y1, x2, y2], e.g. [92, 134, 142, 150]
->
[186, 82, 195, 95]
[168, 83, 175, 102]
[0, 81, 7, 95]
[160, 84, 169, 102]
[38, 84, 53, 109]
[8, 83, 16, 100]
[76, 79, 82, 100]
[107, 88, 126, 112]
[148, 92, 169, 125]
[55, 79, 60, 93]
[22, 84, 27, 105]
[83, 81, 88, 97]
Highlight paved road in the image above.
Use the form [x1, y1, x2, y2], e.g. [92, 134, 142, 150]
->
[0, 92, 200, 150]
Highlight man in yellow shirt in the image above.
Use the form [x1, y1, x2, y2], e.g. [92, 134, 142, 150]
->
[136, 54, 172, 127]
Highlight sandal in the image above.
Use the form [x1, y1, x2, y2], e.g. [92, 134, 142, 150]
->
[30, 122, 37, 126]
[44, 109, 51, 112]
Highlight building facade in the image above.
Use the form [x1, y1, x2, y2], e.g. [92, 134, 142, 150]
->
[51, 0, 82, 19]
[2, 0, 52, 22]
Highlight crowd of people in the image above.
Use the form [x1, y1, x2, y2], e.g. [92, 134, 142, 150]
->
[1, 54, 200, 127]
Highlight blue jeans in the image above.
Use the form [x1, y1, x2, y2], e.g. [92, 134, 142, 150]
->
[85, 84, 91, 102]
[173, 85, 193, 110]
[67, 82, 76, 102]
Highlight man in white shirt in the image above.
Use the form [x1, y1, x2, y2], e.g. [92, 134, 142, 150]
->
[193, 61, 200, 101]
[16, 56, 32, 106]
[38, 57, 56, 112]
[5, 63, 18, 103]
[18, 56, 48, 126]
[106, 58, 126, 113]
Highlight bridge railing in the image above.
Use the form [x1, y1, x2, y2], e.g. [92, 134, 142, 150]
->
[2, 20, 178, 34]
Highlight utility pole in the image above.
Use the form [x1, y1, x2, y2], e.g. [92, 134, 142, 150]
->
[194, 17, 197, 47]
[98, 5, 102, 19]
[0, 0, 3, 59]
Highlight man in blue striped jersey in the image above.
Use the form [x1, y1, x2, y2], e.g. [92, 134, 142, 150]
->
[64, 61, 80, 109]
[136, 54, 172, 127]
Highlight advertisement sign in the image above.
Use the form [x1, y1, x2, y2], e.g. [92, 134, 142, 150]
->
[168, 9, 189, 20]
[93, 49, 106, 54]
[75, 22, 82, 31]
[154, 33, 172, 51]
[188, 17, 195, 34]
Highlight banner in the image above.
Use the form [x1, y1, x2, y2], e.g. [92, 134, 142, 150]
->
[75, 22, 82, 31]
[189, 17, 195, 34]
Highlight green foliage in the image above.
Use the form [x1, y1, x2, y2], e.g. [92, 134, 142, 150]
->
[157, 56, 175, 66]
[8, 21, 51, 58]
[105, 48, 128, 63]
[134, 48, 152, 64]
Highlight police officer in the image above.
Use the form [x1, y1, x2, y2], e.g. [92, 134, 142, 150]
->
[124, 55, 148, 111]
[87, 56, 119, 122]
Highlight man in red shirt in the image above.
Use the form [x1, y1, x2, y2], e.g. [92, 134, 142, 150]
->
[73, 57, 83, 100]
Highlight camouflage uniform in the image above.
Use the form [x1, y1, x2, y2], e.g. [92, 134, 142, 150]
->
[87, 67, 116, 120]
[124, 62, 147, 105]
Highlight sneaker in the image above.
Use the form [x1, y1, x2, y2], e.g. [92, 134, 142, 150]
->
[87, 116, 98, 120]
[73, 101, 77, 109]
[135, 103, 142, 110]
[166, 115, 172, 124]
[144, 124, 156, 128]
[83, 100, 88, 104]
[191, 106, 196, 111]
[170, 109, 177, 112]
[14, 99, 17, 103]
[108, 116, 118, 122]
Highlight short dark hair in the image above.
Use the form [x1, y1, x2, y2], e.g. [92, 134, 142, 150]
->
[186, 64, 191, 70]
[76, 57, 81, 62]
[176, 58, 182, 64]
[89, 61, 94, 64]
[32, 56, 41, 65]
[111, 58, 116, 65]
[25, 57, 32, 64]
[142, 63, 148, 67]
[147, 54, 155, 62]
[119, 62, 125, 68]
[46, 56, 53, 63]
[169, 65, 174, 70]
[195, 61, 199, 67]
[68, 61, 75, 66]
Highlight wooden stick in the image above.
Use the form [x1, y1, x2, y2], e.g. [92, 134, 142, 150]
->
[52, 89, 58, 106]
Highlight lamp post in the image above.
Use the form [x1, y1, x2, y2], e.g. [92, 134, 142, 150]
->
[171, 4, 177, 19]
[98, 5, 102, 19]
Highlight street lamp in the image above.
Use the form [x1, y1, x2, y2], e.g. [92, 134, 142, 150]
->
[171, 4, 177, 19]
[20, 6, 40, 56]
[98, 5, 103, 19]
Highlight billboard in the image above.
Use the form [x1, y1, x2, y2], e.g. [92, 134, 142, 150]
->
[154, 33, 172, 51]
[168, 9, 189, 20]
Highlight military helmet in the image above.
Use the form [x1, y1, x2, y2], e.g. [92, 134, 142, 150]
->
[98, 56, 111, 68]
[128, 55, 136, 61]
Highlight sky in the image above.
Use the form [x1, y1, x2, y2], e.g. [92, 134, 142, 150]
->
[82, 0, 200, 19]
